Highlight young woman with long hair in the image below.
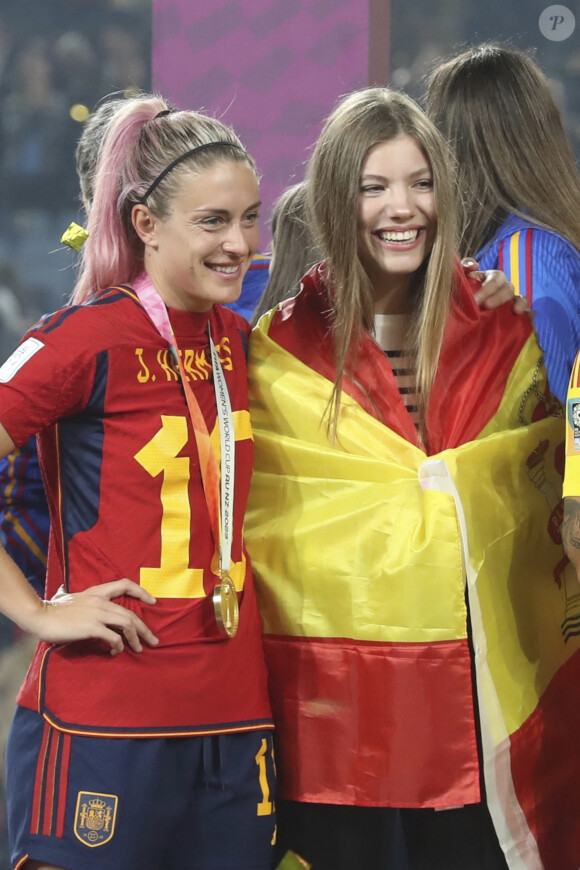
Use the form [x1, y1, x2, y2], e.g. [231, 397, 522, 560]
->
[246, 87, 571, 869]
[425, 42, 580, 403]
[0, 94, 274, 870]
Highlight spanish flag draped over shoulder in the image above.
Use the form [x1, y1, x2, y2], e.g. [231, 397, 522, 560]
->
[246, 263, 580, 869]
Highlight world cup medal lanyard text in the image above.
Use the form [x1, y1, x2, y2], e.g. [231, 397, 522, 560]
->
[131, 273, 239, 638]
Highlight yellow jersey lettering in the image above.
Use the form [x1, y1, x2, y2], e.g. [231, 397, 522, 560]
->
[216, 336, 233, 371]
[182, 347, 212, 381]
[135, 348, 151, 383]
[135, 415, 205, 598]
[157, 349, 179, 382]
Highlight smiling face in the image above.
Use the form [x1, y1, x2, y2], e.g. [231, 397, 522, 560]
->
[357, 134, 437, 313]
[134, 159, 260, 312]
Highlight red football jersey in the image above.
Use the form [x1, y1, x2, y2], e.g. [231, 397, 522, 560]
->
[0, 286, 272, 736]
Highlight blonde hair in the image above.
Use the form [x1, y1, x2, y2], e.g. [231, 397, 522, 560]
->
[425, 43, 580, 256]
[307, 87, 457, 440]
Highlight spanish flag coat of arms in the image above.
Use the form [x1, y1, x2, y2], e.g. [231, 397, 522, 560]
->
[246, 263, 580, 869]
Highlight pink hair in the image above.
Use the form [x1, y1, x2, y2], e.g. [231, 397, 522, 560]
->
[73, 96, 166, 303]
[72, 94, 254, 303]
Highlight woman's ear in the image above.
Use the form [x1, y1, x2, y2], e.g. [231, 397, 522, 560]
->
[132, 203, 159, 247]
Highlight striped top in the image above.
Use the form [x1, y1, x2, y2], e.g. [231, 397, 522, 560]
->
[374, 313, 419, 426]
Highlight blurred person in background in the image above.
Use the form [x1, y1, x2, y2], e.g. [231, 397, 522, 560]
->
[0, 37, 70, 211]
[100, 21, 148, 95]
[252, 181, 319, 324]
[52, 31, 102, 117]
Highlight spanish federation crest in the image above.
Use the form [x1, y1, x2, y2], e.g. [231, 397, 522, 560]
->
[74, 791, 118, 847]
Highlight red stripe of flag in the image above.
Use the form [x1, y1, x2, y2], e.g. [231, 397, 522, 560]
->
[264, 634, 480, 807]
[509, 649, 580, 868]
[498, 238, 505, 272]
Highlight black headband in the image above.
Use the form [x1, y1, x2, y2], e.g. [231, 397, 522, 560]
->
[139, 141, 246, 203]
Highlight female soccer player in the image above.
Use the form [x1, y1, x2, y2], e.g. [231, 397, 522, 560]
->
[0, 95, 274, 870]
[246, 87, 573, 869]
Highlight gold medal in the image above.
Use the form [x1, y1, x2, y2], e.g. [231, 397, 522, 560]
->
[213, 572, 239, 638]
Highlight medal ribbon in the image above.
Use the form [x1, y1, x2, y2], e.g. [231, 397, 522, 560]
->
[132, 273, 234, 577]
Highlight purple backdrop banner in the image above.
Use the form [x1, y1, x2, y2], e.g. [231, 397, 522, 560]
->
[153, 0, 388, 244]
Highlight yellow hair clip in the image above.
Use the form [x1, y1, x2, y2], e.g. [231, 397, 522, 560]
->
[61, 222, 90, 251]
[276, 852, 311, 870]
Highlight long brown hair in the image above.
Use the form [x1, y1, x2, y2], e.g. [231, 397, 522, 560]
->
[425, 43, 580, 257]
[307, 87, 457, 439]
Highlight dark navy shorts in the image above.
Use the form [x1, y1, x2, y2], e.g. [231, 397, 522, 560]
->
[7, 706, 276, 870]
